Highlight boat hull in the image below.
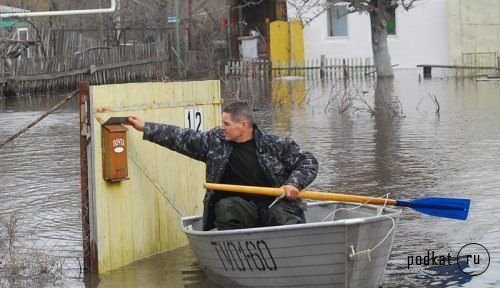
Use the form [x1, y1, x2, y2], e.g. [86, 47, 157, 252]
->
[182, 201, 401, 288]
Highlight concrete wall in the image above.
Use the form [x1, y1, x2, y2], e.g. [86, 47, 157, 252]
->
[288, 0, 450, 68]
[448, 0, 500, 65]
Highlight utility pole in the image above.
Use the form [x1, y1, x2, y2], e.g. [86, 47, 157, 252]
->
[174, 0, 182, 76]
[97, 0, 105, 43]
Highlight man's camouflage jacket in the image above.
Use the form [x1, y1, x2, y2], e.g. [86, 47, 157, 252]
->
[143, 122, 319, 230]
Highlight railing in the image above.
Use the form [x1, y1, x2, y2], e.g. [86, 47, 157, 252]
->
[460, 52, 499, 77]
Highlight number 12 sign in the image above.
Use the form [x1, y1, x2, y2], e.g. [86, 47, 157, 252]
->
[184, 108, 203, 132]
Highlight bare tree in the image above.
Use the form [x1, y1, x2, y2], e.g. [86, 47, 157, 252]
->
[1, 0, 270, 79]
[288, 0, 419, 78]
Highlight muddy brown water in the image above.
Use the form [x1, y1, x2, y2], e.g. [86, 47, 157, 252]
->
[1, 71, 499, 287]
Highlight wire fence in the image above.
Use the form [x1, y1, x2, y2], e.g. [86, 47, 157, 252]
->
[0, 91, 85, 286]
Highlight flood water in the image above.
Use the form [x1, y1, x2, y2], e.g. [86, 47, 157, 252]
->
[0, 70, 499, 287]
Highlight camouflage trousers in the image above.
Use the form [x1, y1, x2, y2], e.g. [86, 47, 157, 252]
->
[213, 196, 306, 230]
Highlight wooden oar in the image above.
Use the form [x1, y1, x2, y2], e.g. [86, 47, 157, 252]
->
[204, 183, 470, 221]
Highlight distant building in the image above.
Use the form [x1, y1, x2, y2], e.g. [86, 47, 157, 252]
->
[0, 5, 32, 42]
[447, 0, 499, 67]
[188, 0, 287, 60]
[287, 0, 499, 68]
[0, 4, 29, 14]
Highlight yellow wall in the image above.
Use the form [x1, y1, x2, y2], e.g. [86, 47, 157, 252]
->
[290, 20, 305, 62]
[448, 0, 500, 64]
[270, 20, 290, 62]
[270, 19, 305, 63]
[89, 80, 221, 273]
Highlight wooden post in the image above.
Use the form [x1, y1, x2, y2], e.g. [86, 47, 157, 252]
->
[174, 0, 182, 76]
[79, 82, 97, 273]
[343, 58, 348, 78]
[320, 54, 326, 79]
[334, 58, 338, 78]
[366, 57, 369, 77]
[423, 66, 432, 78]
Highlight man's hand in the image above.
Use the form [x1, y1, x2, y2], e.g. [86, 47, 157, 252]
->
[282, 184, 299, 200]
[125, 115, 145, 132]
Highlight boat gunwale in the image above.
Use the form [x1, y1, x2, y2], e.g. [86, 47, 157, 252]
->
[182, 201, 401, 237]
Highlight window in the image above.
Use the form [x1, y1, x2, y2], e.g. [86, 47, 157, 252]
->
[327, 4, 348, 37]
[16, 28, 31, 58]
[17, 27, 29, 41]
[386, 9, 396, 35]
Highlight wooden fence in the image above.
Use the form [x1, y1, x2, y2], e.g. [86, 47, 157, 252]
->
[1, 42, 171, 94]
[225, 56, 376, 79]
[1, 29, 175, 95]
[46, 28, 175, 58]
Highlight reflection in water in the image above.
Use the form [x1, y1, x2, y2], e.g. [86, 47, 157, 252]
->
[271, 77, 307, 107]
[85, 246, 213, 288]
[0, 71, 499, 287]
[270, 77, 307, 136]
[373, 78, 403, 192]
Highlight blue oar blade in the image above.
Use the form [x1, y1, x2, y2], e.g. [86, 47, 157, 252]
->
[396, 197, 470, 220]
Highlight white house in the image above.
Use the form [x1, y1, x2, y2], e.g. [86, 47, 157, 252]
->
[287, 0, 499, 69]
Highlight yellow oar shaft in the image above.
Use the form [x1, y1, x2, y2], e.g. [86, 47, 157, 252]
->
[204, 183, 397, 206]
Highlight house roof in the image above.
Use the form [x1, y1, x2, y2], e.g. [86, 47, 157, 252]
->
[0, 5, 30, 14]
[0, 5, 30, 28]
[1, 20, 28, 28]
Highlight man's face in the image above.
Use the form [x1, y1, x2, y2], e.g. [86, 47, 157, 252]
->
[220, 112, 247, 142]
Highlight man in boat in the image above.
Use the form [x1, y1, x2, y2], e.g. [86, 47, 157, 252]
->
[125, 100, 318, 231]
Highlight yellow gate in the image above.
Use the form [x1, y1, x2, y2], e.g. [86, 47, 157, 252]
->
[270, 19, 305, 75]
[88, 80, 221, 273]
